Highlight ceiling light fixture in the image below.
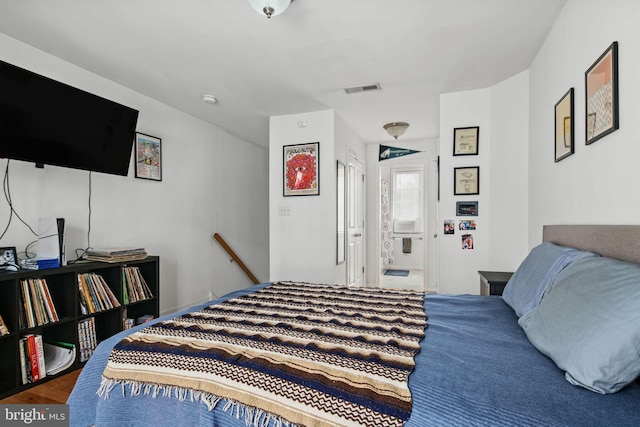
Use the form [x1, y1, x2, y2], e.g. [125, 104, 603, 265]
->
[247, 0, 292, 19]
[383, 122, 410, 140]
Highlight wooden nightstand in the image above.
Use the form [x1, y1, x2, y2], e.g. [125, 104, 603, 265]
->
[478, 271, 513, 296]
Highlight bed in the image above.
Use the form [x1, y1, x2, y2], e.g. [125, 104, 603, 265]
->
[68, 225, 640, 426]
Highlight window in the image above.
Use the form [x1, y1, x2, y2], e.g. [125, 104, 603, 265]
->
[392, 169, 423, 233]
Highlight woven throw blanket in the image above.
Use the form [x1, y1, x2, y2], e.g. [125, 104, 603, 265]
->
[99, 281, 427, 427]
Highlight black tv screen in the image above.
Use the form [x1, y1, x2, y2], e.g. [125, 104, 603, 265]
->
[0, 60, 139, 176]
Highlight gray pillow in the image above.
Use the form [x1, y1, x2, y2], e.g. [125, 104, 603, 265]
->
[501, 242, 595, 317]
[519, 255, 640, 394]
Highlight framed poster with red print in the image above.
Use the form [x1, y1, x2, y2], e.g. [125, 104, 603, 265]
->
[283, 142, 319, 196]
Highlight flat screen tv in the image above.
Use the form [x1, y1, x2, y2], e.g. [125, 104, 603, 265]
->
[0, 60, 139, 176]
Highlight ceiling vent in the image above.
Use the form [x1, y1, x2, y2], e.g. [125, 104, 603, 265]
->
[343, 82, 382, 94]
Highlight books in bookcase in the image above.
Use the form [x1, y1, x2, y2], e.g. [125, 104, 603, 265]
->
[77, 273, 121, 315]
[122, 266, 154, 304]
[19, 334, 46, 384]
[78, 317, 97, 363]
[18, 278, 59, 329]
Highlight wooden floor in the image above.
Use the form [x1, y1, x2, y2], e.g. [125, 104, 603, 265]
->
[0, 369, 81, 404]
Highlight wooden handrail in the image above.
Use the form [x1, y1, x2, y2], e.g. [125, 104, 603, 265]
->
[213, 233, 260, 285]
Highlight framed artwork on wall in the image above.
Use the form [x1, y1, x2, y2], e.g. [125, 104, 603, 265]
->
[453, 126, 479, 156]
[456, 201, 478, 216]
[454, 166, 479, 195]
[554, 88, 574, 162]
[585, 41, 618, 145]
[283, 142, 320, 196]
[135, 133, 162, 181]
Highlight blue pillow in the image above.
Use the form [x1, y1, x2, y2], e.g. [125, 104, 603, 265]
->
[501, 242, 596, 317]
[519, 255, 640, 394]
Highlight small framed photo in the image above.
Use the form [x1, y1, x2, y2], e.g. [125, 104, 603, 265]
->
[284, 142, 319, 196]
[135, 133, 162, 181]
[554, 88, 574, 162]
[0, 246, 17, 266]
[456, 201, 478, 216]
[454, 166, 479, 195]
[444, 219, 455, 235]
[585, 41, 618, 145]
[453, 126, 479, 156]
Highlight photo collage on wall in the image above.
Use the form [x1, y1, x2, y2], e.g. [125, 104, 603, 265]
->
[443, 219, 478, 250]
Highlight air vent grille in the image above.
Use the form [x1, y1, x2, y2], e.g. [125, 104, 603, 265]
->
[343, 82, 381, 94]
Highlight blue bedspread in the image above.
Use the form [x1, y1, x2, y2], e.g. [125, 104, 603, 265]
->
[68, 288, 640, 426]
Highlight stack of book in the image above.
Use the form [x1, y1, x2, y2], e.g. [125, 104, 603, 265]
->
[77, 273, 121, 315]
[19, 278, 59, 329]
[78, 317, 97, 362]
[86, 247, 147, 263]
[19, 334, 46, 384]
[122, 266, 154, 304]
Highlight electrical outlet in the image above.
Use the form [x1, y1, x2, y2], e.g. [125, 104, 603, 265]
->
[279, 206, 291, 216]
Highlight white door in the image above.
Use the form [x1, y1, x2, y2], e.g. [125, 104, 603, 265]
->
[347, 155, 365, 286]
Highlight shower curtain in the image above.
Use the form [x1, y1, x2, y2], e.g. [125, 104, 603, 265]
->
[381, 179, 394, 267]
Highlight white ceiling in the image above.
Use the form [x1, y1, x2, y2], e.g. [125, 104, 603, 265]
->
[0, 0, 566, 148]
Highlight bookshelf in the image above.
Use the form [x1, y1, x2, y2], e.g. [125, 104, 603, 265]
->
[0, 256, 159, 399]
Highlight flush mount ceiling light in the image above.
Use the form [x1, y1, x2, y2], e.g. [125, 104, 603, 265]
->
[247, 0, 292, 18]
[383, 122, 410, 140]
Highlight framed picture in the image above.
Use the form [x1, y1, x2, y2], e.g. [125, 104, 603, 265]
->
[0, 246, 17, 266]
[554, 88, 574, 162]
[454, 166, 479, 195]
[585, 41, 618, 145]
[283, 142, 319, 196]
[135, 133, 162, 181]
[456, 201, 478, 216]
[453, 126, 479, 156]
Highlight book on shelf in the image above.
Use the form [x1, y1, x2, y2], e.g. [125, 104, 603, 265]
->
[19, 278, 59, 328]
[85, 247, 147, 263]
[20, 334, 46, 384]
[78, 317, 97, 363]
[0, 313, 9, 336]
[77, 273, 121, 314]
[43, 341, 76, 376]
[123, 266, 153, 303]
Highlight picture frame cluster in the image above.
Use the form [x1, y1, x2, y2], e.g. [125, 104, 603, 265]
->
[555, 41, 618, 162]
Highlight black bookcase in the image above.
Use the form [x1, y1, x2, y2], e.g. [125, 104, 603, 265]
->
[0, 256, 159, 399]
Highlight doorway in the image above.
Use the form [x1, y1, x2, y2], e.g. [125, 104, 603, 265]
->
[376, 151, 438, 293]
[380, 165, 425, 291]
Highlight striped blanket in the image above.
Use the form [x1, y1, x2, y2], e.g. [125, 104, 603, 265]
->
[99, 282, 427, 426]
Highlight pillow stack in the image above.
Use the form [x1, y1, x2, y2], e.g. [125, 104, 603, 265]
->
[504, 241, 640, 394]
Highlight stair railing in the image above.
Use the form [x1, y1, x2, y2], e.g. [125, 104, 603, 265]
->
[213, 233, 260, 285]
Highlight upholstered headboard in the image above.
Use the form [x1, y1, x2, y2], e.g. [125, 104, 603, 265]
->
[543, 225, 640, 265]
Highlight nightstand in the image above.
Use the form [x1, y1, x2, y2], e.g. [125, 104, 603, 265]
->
[478, 271, 513, 296]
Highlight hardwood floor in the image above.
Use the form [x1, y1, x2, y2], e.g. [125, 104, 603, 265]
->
[0, 369, 81, 404]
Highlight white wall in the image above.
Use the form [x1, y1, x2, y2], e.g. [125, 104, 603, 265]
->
[269, 110, 336, 283]
[489, 71, 530, 269]
[0, 34, 269, 314]
[268, 110, 366, 285]
[439, 89, 491, 294]
[528, 0, 640, 244]
[438, 71, 530, 294]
